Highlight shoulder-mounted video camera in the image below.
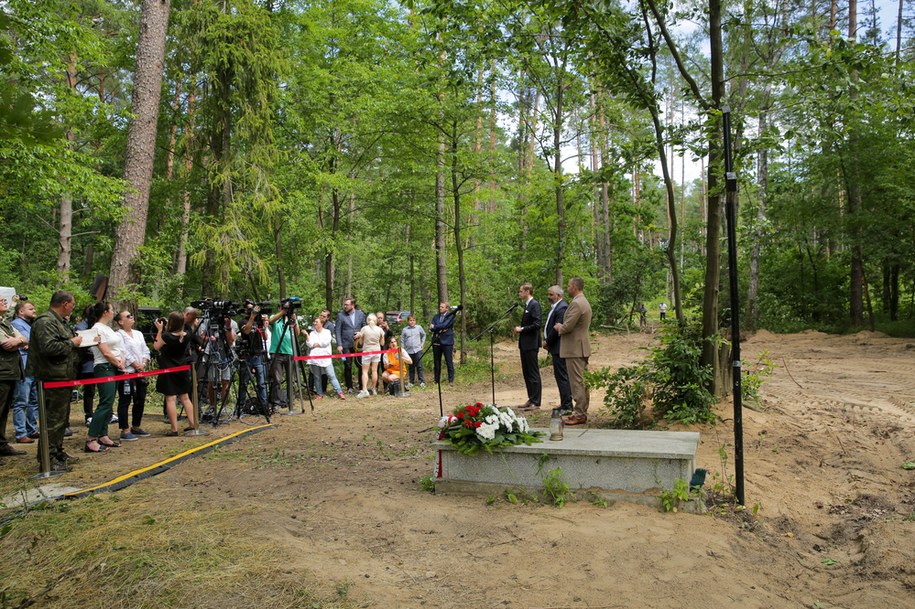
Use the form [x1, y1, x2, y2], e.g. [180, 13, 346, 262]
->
[242, 299, 273, 319]
[281, 296, 303, 310]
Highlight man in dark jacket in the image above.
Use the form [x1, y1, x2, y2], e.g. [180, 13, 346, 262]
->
[514, 283, 542, 410]
[542, 285, 572, 415]
[429, 302, 456, 385]
[26, 291, 84, 472]
[0, 295, 26, 460]
[334, 297, 367, 393]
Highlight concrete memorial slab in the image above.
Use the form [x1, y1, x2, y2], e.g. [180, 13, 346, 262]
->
[435, 428, 703, 511]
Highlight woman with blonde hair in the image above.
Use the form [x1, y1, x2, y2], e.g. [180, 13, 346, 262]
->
[354, 314, 384, 398]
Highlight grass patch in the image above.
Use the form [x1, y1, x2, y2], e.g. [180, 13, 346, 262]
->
[0, 488, 353, 609]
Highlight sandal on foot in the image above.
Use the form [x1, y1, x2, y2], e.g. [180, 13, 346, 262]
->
[165, 430, 179, 437]
[84, 441, 109, 453]
[98, 438, 121, 448]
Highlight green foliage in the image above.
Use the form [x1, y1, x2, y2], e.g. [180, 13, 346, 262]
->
[586, 364, 649, 429]
[541, 467, 572, 508]
[645, 323, 716, 424]
[742, 351, 775, 405]
[418, 475, 435, 492]
[659, 478, 690, 513]
[592, 322, 716, 428]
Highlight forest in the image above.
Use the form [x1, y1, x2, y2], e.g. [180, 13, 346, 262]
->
[2, 0, 914, 357]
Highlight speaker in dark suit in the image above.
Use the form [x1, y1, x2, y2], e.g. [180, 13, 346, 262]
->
[514, 283, 541, 408]
[544, 288, 572, 413]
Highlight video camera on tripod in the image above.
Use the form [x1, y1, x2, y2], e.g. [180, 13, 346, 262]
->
[192, 298, 239, 317]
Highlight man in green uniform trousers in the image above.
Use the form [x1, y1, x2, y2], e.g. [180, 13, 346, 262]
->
[0, 295, 26, 461]
[27, 291, 84, 473]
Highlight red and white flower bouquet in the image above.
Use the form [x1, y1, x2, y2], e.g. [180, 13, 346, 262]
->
[437, 402, 543, 455]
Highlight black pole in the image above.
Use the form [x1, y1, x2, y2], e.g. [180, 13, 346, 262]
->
[722, 106, 745, 506]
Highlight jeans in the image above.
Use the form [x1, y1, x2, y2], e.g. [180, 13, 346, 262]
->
[310, 364, 342, 395]
[13, 375, 39, 438]
[407, 351, 424, 384]
[268, 353, 291, 406]
[237, 355, 268, 409]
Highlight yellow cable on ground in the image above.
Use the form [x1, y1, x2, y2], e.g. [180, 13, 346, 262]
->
[63, 424, 274, 499]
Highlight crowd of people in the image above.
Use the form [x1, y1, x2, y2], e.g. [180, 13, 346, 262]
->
[0, 281, 594, 474]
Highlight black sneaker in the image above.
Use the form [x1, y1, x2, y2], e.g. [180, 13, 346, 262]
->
[130, 427, 151, 437]
[63, 428, 74, 437]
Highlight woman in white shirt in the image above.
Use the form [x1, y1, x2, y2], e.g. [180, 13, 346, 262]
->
[305, 317, 344, 400]
[354, 314, 384, 398]
[115, 310, 151, 442]
[87, 302, 126, 453]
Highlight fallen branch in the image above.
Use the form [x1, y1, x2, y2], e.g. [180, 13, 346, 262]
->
[781, 358, 804, 389]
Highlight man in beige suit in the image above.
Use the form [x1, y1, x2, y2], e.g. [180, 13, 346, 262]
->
[554, 277, 592, 425]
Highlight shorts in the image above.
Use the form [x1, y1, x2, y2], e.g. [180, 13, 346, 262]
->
[207, 362, 233, 382]
[362, 354, 381, 364]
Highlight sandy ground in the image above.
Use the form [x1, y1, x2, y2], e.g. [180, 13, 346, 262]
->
[2, 330, 914, 608]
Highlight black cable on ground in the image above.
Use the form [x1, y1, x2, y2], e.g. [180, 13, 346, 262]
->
[63, 424, 274, 499]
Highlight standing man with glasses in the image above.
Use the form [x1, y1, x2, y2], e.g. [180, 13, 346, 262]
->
[334, 297, 366, 393]
[542, 285, 572, 415]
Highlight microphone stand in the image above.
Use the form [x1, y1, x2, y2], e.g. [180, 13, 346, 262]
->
[471, 303, 518, 406]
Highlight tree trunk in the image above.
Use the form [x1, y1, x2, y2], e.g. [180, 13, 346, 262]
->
[324, 130, 341, 310]
[109, 0, 172, 302]
[648, 104, 683, 324]
[598, 99, 612, 282]
[57, 191, 73, 281]
[435, 130, 448, 303]
[746, 109, 769, 330]
[176, 88, 195, 277]
[345, 192, 355, 297]
[701, 0, 725, 394]
[552, 67, 565, 287]
[488, 61, 497, 212]
[57, 56, 78, 283]
[450, 124, 467, 364]
[847, 0, 865, 326]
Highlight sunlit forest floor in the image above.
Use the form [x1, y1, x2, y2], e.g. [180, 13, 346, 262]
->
[1, 330, 913, 608]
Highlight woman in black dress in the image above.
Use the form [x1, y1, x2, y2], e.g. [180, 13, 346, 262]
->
[153, 312, 197, 435]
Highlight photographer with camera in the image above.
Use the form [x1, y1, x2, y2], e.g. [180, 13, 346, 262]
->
[236, 300, 269, 415]
[267, 298, 301, 410]
[194, 301, 238, 412]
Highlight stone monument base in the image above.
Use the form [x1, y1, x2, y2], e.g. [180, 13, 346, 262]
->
[434, 428, 703, 512]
